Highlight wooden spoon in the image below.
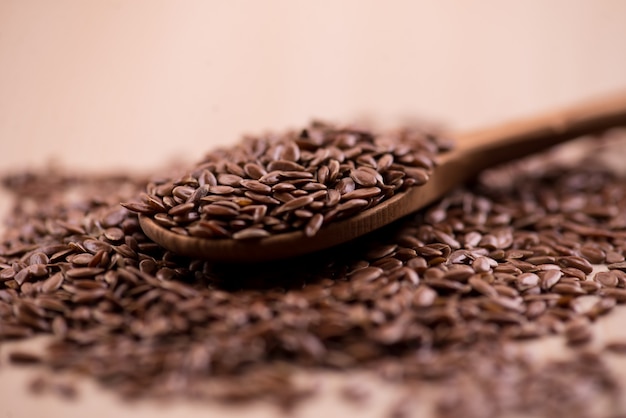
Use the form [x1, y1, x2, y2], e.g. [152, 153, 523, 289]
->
[140, 91, 626, 262]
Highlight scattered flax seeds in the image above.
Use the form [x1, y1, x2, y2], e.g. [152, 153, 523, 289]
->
[1, 130, 626, 417]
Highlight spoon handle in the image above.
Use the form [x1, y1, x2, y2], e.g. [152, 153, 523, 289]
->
[445, 90, 626, 178]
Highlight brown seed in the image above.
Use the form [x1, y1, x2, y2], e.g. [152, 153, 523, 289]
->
[208, 185, 235, 195]
[480, 310, 524, 325]
[65, 267, 105, 279]
[442, 265, 474, 282]
[198, 170, 218, 186]
[52, 316, 68, 337]
[594, 271, 619, 287]
[540, 269, 562, 290]
[472, 256, 492, 273]
[350, 267, 383, 283]
[232, 228, 270, 240]
[27, 264, 47, 277]
[600, 287, 626, 302]
[526, 255, 557, 265]
[280, 141, 301, 162]
[243, 191, 281, 206]
[558, 256, 593, 275]
[0, 324, 33, 339]
[464, 231, 482, 248]
[103, 227, 125, 241]
[336, 177, 356, 195]
[525, 300, 547, 318]
[244, 163, 267, 180]
[564, 317, 592, 346]
[201, 204, 239, 217]
[373, 257, 402, 273]
[365, 244, 398, 261]
[606, 251, 625, 264]
[83, 239, 112, 254]
[604, 340, 626, 354]
[9, 351, 42, 364]
[0, 267, 16, 281]
[120, 201, 155, 214]
[412, 286, 437, 307]
[304, 213, 324, 237]
[575, 277, 598, 293]
[217, 173, 244, 187]
[432, 229, 461, 249]
[153, 213, 177, 228]
[13, 268, 32, 285]
[589, 297, 617, 318]
[273, 191, 295, 204]
[403, 167, 430, 185]
[267, 160, 305, 172]
[377, 153, 394, 171]
[70, 253, 94, 265]
[342, 187, 382, 200]
[350, 168, 378, 187]
[398, 267, 419, 285]
[552, 283, 586, 296]
[240, 179, 272, 194]
[168, 202, 196, 217]
[334, 199, 369, 216]
[72, 289, 108, 304]
[492, 284, 519, 299]
[36, 297, 67, 313]
[325, 189, 342, 207]
[468, 275, 497, 297]
[579, 245, 606, 264]
[172, 185, 196, 200]
[41, 272, 64, 293]
[561, 267, 587, 281]
[516, 273, 540, 290]
[278, 170, 313, 179]
[274, 195, 314, 215]
[406, 257, 428, 274]
[28, 252, 49, 266]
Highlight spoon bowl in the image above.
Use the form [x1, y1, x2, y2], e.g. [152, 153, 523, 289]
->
[140, 91, 626, 262]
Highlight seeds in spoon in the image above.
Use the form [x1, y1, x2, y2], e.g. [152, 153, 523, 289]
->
[125, 121, 448, 239]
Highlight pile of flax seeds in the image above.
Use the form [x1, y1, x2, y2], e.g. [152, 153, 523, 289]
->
[2, 126, 626, 418]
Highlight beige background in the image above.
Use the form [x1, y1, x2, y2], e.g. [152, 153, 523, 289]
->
[2, 1, 626, 417]
[2, 1, 626, 173]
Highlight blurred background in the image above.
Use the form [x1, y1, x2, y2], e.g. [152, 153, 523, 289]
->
[1, 0, 626, 173]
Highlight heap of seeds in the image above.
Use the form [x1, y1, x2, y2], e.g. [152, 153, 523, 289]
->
[2, 132, 626, 417]
[123, 121, 450, 239]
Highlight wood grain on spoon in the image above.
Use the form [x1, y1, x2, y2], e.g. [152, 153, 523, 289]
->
[140, 90, 626, 262]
